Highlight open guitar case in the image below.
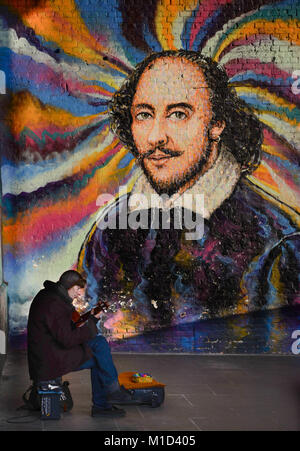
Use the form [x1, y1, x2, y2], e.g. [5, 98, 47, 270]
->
[118, 372, 165, 408]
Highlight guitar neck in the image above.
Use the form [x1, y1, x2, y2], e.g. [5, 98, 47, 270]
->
[74, 301, 108, 327]
[93, 304, 104, 316]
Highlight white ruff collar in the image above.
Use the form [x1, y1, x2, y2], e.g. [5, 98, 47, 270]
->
[128, 147, 241, 219]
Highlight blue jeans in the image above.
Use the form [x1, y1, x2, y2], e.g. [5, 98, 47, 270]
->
[77, 335, 119, 409]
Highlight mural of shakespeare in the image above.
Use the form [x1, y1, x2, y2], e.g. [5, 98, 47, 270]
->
[2, 1, 300, 351]
[78, 50, 300, 339]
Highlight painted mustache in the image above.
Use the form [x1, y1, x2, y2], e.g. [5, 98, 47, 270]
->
[139, 147, 184, 160]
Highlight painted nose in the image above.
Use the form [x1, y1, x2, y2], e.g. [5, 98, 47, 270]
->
[147, 118, 168, 148]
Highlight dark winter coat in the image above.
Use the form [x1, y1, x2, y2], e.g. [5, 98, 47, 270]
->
[27, 280, 98, 382]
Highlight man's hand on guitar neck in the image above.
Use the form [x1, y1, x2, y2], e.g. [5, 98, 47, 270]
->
[92, 308, 102, 319]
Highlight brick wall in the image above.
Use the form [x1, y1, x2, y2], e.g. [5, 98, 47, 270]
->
[0, 0, 299, 352]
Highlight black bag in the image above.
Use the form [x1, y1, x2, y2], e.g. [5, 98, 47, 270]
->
[22, 381, 73, 412]
[124, 386, 165, 408]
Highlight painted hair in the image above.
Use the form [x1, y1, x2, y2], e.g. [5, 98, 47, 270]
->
[108, 50, 262, 174]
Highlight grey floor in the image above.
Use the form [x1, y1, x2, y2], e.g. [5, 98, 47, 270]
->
[1, 350, 300, 431]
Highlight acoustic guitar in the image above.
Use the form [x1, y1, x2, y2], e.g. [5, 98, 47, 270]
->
[71, 300, 109, 328]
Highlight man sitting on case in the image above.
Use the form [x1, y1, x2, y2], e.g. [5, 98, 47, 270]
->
[27, 270, 136, 418]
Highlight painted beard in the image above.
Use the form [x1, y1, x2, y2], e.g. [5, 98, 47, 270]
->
[136, 144, 214, 197]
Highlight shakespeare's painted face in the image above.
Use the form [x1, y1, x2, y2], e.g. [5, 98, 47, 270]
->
[131, 57, 224, 195]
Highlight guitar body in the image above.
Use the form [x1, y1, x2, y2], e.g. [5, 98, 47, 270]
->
[71, 300, 109, 328]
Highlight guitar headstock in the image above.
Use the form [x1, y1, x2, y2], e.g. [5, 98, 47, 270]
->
[91, 298, 132, 316]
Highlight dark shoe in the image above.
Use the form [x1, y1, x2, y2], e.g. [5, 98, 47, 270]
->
[91, 405, 126, 418]
[107, 386, 138, 405]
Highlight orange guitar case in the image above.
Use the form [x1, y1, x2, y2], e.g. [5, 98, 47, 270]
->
[118, 372, 165, 408]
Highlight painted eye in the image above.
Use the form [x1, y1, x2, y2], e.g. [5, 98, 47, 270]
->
[135, 112, 152, 121]
[168, 111, 187, 120]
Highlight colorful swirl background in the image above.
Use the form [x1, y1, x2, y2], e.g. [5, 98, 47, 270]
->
[0, 0, 299, 339]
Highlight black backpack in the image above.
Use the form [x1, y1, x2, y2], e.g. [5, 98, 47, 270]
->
[22, 381, 73, 412]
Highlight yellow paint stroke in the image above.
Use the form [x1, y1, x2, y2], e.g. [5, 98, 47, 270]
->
[155, 0, 198, 50]
[270, 254, 284, 308]
[262, 143, 289, 161]
[6, 91, 103, 137]
[214, 19, 300, 61]
[235, 86, 298, 115]
[5, 0, 127, 75]
[251, 162, 280, 194]
[249, 108, 298, 132]
[266, 311, 287, 352]
[77, 221, 98, 273]
[261, 160, 300, 211]
[227, 317, 250, 350]
[174, 247, 194, 268]
[80, 71, 124, 93]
